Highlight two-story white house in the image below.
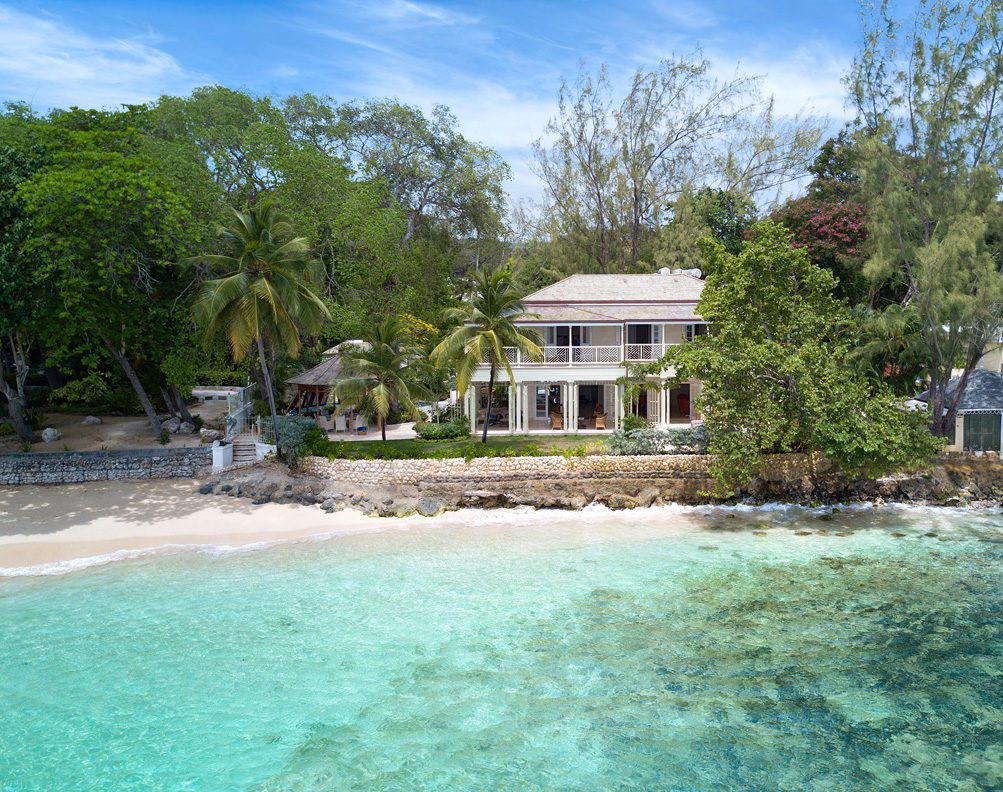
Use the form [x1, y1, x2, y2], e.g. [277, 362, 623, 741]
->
[464, 270, 707, 434]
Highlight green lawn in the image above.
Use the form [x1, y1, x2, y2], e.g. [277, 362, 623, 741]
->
[309, 434, 607, 460]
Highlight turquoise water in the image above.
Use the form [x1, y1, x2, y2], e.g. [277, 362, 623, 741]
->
[0, 505, 1000, 791]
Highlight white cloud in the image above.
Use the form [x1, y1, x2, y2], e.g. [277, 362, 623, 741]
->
[366, 0, 480, 27]
[0, 4, 197, 108]
[651, 0, 718, 29]
[271, 65, 299, 78]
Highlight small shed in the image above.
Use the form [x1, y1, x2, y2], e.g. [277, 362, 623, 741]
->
[915, 368, 1003, 452]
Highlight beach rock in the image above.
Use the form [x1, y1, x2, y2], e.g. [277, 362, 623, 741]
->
[200, 428, 223, 444]
[165, 417, 182, 433]
[320, 498, 337, 512]
[416, 498, 444, 517]
[82, 415, 102, 425]
[41, 427, 61, 443]
[176, 421, 196, 435]
[198, 482, 214, 495]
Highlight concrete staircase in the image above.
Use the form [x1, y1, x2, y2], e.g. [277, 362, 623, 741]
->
[232, 436, 258, 465]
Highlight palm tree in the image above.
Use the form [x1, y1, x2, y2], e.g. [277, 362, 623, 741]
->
[190, 201, 330, 451]
[431, 268, 542, 443]
[333, 315, 433, 441]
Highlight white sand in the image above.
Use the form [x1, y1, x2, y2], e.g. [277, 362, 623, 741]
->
[0, 479, 399, 570]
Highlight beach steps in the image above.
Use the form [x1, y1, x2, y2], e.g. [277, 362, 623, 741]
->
[232, 437, 257, 465]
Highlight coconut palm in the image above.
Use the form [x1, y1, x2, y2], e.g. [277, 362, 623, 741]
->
[190, 201, 330, 451]
[333, 315, 433, 442]
[431, 267, 542, 443]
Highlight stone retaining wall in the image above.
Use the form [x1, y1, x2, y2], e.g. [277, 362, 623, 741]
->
[300, 453, 714, 487]
[0, 447, 212, 485]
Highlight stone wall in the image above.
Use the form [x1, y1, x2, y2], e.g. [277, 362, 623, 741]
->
[0, 447, 212, 486]
[299, 453, 714, 487]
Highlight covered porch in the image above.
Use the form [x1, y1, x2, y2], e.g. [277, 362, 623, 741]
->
[464, 378, 701, 435]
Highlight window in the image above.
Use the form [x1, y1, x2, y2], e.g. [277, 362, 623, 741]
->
[963, 412, 1001, 452]
[685, 324, 708, 342]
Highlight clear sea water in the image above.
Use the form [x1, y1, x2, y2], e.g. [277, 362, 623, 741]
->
[0, 505, 1000, 791]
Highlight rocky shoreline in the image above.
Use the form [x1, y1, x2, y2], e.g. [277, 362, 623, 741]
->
[197, 454, 1003, 517]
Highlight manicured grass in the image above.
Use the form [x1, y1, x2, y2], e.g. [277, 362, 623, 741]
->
[307, 434, 606, 460]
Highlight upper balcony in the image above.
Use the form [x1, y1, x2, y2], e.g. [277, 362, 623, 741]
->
[502, 344, 677, 365]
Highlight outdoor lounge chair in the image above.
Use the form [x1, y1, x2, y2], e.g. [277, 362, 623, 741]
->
[550, 412, 563, 430]
[335, 414, 348, 433]
[594, 414, 607, 430]
[355, 417, 368, 434]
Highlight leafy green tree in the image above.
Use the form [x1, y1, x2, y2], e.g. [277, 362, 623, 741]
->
[656, 187, 756, 272]
[534, 57, 819, 272]
[0, 142, 45, 441]
[17, 114, 197, 438]
[332, 315, 433, 441]
[431, 268, 542, 443]
[849, 0, 1003, 436]
[191, 201, 330, 451]
[664, 222, 941, 493]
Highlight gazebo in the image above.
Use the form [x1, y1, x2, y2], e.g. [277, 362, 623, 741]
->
[284, 340, 370, 414]
[284, 355, 342, 413]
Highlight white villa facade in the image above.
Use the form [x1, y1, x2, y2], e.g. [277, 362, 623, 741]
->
[465, 271, 707, 434]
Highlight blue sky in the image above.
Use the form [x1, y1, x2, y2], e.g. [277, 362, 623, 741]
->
[0, 1, 864, 201]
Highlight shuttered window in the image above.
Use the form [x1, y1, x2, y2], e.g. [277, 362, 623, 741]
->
[963, 412, 1001, 452]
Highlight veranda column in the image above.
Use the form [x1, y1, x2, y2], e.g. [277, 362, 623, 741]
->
[571, 382, 579, 433]
[468, 387, 476, 433]
[508, 385, 515, 435]
[520, 383, 528, 433]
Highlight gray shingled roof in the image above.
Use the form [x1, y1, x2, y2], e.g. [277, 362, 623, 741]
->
[915, 368, 1003, 411]
[523, 273, 705, 303]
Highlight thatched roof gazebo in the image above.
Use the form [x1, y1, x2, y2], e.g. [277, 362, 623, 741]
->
[284, 340, 368, 413]
[285, 355, 342, 412]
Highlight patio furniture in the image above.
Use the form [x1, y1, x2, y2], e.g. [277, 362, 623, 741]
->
[595, 414, 607, 430]
[550, 412, 563, 430]
[677, 394, 690, 416]
[355, 417, 368, 434]
[335, 414, 348, 433]
[578, 416, 586, 429]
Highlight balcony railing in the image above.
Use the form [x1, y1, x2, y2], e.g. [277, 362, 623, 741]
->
[497, 344, 672, 365]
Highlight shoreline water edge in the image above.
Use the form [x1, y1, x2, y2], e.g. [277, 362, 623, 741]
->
[2, 456, 1002, 575]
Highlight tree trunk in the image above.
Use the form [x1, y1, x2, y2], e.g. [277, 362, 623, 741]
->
[257, 337, 282, 458]
[161, 386, 178, 420]
[2, 389, 38, 443]
[172, 385, 193, 422]
[1, 335, 39, 443]
[101, 336, 162, 438]
[381, 414, 387, 442]
[481, 366, 495, 444]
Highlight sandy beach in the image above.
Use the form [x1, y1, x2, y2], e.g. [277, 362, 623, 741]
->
[0, 479, 398, 571]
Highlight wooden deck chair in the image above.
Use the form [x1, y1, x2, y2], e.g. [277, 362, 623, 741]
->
[594, 413, 607, 430]
[550, 412, 563, 430]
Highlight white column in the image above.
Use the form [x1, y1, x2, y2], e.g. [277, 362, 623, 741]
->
[520, 383, 528, 433]
[571, 383, 579, 432]
[508, 385, 515, 435]
[468, 388, 476, 433]
[616, 384, 625, 430]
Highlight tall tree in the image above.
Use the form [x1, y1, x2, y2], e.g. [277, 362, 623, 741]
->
[190, 201, 331, 451]
[849, 0, 1003, 436]
[332, 315, 433, 442]
[664, 222, 941, 493]
[534, 56, 820, 272]
[0, 142, 44, 442]
[431, 268, 542, 443]
[331, 100, 509, 244]
[17, 112, 197, 439]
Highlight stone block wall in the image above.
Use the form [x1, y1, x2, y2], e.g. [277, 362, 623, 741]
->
[0, 447, 212, 485]
[300, 454, 714, 487]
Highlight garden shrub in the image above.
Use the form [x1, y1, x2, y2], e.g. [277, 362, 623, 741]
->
[48, 373, 110, 408]
[606, 426, 709, 456]
[414, 416, 468, 440]
[620, 413, 649, 432]
[0, 422, 13, 437]
[268, 415, 322, 461]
